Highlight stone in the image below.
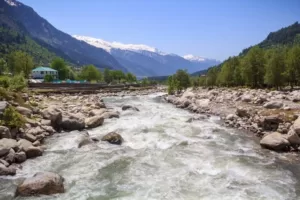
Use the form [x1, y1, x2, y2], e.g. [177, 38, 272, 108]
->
[24, 133, 37, 142]
[41, 126, 55, 134]
[27, 126, 44, 136]
[33, 141, 41, 147]
[101, 132, 124, 145]
[18, 139, 33, 152]
[78, 135, 93, 148]
[95, 102, 106, 109]
[260, 132, 290, 151]
[195, 99, 210, 108]
[41, 119, 51, 126]
[226, 114, 237, 121]
[16, 106, 32, 117]
[4, 148, 15, 164]
[0, 138, 18, 157]
[263, 101, 283, 109]
[259, 115, 282, 131]
[0, 163, 16, 176]
[42, 107, 62, 130]
[241, 95, 252, 102]
[293, 116, 300, 135]
[0, 159, 9, 167]
[25, 118, 39, 127]
[0, 126, 11, 139]
[101, 111, 120, 119]
[16, 172, 65, 196]
[236, 107, 249, 118]
[0, 101, 8, 115]
[89, 109, 107, 117]
[284, 129, 300, 146]
[85, 116, 104, 129]
[26, 146, 43, 158]
[60, 117, 85, 131]
[122, 105, 140, 111]
[15, 152, 27, 163]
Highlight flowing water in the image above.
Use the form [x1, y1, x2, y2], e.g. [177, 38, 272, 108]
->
[1, 93, 300, 200]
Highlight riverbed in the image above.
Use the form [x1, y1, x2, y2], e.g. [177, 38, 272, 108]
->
[1, 93, 300, 200]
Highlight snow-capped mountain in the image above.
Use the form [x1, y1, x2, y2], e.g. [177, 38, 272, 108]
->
[74, 35, 220, 76]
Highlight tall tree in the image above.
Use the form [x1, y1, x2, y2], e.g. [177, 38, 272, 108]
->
[51, 58, 68, 80]
[242, 46, 265, 88]
[174, 69, 190, 91]
[264, 49, 286, 89]
[7, 51, 33, 78]
[126, 73, 137, 83]
[104, 68, 112, 83]
[0, 58, 7, 75]
[285, 45, 300, 89]
[206, 67, 219, 87]
[79, 65, 102, 82]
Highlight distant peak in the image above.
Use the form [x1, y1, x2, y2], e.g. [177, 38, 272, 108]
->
[4, 0, 20, 6]
[183, 54, 206, 62]
[73, 35, 166, 54]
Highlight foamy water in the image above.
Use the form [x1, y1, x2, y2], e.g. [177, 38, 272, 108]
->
[0, 94, 299, 200]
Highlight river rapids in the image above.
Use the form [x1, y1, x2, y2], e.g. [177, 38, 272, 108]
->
[1, 93, 300, 200]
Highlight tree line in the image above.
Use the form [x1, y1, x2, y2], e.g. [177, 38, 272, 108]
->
[193, 45, 300, 90]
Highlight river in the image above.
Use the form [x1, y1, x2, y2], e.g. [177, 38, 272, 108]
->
[1, 93, 300, 200]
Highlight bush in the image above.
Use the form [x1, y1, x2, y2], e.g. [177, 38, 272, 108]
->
[9, 73, 27, 92]
[0, 87, 11, 100]
[44, 74, 54, 83]
[0, 76, 10, 88]
[0, 106, 25, 128]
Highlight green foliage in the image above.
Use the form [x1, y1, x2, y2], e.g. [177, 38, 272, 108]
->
[141, 78, 150, 87]
[167, 70, 190, 93]
[285, 45, 300, 89]
[51, 58, 68, 80]
[0, 76, 10, 88]
[0, 106, 25, 128]
[9, 73, 27, 92]
[44, 74, 54, 83]
[0, 58, 7, 75]
[7, 51, 33, 78]
[264, 49, 286, 88]
[79, 65, 102, 82]
[126, 73, 137, 83]
[104, 68, 111, 83]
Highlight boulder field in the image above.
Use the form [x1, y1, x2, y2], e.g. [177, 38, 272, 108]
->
[165, 87, 300, 152]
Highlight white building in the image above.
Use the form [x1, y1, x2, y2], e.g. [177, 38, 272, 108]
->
[31, 66, 58, 79]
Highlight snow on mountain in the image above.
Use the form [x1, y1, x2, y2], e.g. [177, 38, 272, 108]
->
[4, 0, 19, 6]
[183, 54, 206, 62]
[73, 35, 166, 55]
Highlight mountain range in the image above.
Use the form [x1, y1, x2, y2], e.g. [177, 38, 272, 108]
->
[0, 0, 220, 76]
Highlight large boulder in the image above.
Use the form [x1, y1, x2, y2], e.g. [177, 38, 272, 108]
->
[241, 95, 252, 103]
[0, 163, 16, 176]
[0, 126, 11, 139]
[181, 89, 195, 99]
[60, 116, 85, 131]
[263, 101, 283, 109]
[4, 148, 15, 164]
[42, 107, 62, 130]
[195, 99, 210, 108]
[293, 116, 300, 135]
[226, 114, 237, 121]
[26, 126, 44, 136]
[26, 146, 43, 158]
[122, 105, 139, 111]
[85, 116, 104, 129]
[258, 115, 282, 131]
[14, 152, 27, 163]
[16, 106, 32, 117]
[16, 172, 65, 196]
[89, 109, 107, 117]
[260, 132, 290, 151]
[18, 139, 33, 152]
[284, 129, 300, 146]
[101, 132, 123, 145]
[24, 133, 37, 142]
[0, 138, 18, 157]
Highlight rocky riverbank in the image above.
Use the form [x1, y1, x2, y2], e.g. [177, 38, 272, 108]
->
[165, 87, 300, 152]
[0, 87, 164, 196]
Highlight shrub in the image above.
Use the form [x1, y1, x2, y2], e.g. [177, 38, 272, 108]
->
[0, 106, 25, 128]
[9, 73, 27, 92]
[44, 74, 54, 83]
[0, 76, 10, 88]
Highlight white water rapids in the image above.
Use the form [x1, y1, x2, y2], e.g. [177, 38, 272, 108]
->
[1, 93, 300, 200]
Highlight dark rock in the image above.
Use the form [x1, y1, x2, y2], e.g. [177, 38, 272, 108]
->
[0, 126, 11, 139]
[122, 105, 139, 111]
[4, 148, 15, 164]
[15, 152, 27, 163]
[101, 132, 124, 145]
[0, 163, 16, 176]
[60, 117, 85, 131]
[26, 146, 43, 158]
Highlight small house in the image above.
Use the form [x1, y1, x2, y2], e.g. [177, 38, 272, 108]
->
[31, 67, 58, 80]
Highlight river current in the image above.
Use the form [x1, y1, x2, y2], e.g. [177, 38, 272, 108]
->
[1, 93, 300, 200]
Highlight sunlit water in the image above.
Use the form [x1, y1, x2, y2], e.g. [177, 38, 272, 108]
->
[1, 93, 300, 200]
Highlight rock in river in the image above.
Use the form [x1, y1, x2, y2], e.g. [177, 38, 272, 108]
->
[16, 172, 65, 196]
[260, 132, 290, 151]
[102, 132, 124, 145]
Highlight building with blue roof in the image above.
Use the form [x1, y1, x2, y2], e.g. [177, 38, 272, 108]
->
[31, 66, 58, 80]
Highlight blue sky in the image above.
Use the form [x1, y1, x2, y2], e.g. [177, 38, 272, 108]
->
[20, 0, 300, 61]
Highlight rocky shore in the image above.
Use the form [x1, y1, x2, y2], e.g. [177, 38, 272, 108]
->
[0, 87, 164, 196]
[165, 87, 300, 152]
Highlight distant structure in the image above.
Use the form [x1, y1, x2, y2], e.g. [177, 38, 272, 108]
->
[31, 67, 58, 79]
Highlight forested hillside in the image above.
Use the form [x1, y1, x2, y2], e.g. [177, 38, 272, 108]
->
[190, 22, 300, 90]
